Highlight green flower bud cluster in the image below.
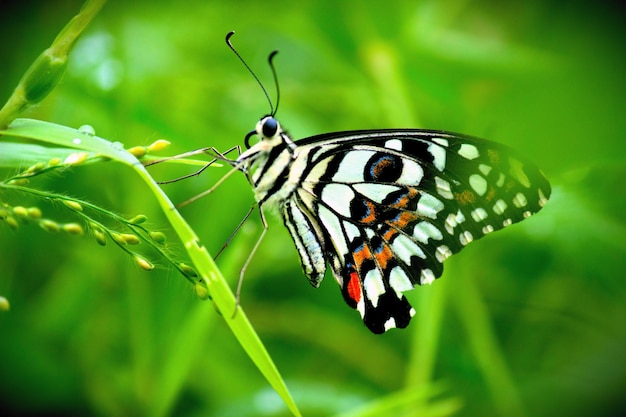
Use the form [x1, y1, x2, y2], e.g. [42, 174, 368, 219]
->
[127, 139, 171, 159]
[0, 202, 84, 237]
[2, 170, 199, 292]
[85, 213, 199, 286]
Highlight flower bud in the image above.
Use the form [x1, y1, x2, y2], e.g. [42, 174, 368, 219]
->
[128, 146, 147, 158]
[147, 139, 170, 153]
[121, 233, 140, 245]
[149, 231, 166, 244]
[0, 296, 9, 312]
[93, 229, 107, 246]
[27, 207, 42, 219]
[179, 263, 198, 278]
[21, 49, 68, 104]
[134, 256, 154, 271]
[62, 223, 84, 235]
[62, 200, 83, 211]
[25, 162, 46, 175]
[111, 232, 127, 245]
[5, 216, 19, 230]
[63, 152, 88, 165]
[39, 219, 60, 233]
[128, 214, 148, 224]
[12, 206, 29, 219]
[193, 282, 210, 300]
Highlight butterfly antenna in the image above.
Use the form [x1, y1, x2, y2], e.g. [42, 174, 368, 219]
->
[226, 31, 274, 115]
[268, 50, 280, 116]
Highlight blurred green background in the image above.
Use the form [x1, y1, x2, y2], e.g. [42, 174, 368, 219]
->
[1, 0, 625, 416]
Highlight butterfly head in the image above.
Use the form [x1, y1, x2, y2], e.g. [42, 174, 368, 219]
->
[245, 115, 280, 148]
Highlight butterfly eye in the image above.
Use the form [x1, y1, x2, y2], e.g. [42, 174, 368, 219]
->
[261, 116, 279, 138]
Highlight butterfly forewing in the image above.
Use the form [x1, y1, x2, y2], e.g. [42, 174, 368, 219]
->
[240, 124, 551, 334]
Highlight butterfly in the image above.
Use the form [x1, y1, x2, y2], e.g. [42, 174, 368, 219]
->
[219, 32, 551, 334]
[232, 115, 551, 334]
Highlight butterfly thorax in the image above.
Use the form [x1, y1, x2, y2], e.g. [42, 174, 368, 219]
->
[237, 116, 302, 210]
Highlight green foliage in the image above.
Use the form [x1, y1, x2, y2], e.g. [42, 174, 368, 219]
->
[1, 1, 625, 417]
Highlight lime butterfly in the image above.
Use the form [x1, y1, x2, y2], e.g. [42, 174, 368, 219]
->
[223, 33, 551, 334]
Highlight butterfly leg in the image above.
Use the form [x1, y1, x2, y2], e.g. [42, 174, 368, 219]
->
[153, 146, 241, 185]
[176, 158, 247, 208]
[232, 205, 268, 318]
[214, 203, 257, 261]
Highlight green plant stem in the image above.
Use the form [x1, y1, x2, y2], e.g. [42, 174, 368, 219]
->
[0, 0, 107, 128]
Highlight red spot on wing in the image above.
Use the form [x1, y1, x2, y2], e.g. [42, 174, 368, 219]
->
[346, 271, 362, 303]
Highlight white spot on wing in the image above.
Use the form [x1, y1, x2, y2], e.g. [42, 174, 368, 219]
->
[397, 159, 424, 185]
[513, 192, 528, 208]
[392, 233, 426, 262]
[428, 143, 446, 171]
[538, 189, 549, 207]
[435, 245, 452, 262]
[445, 213, 458, 235]
[343, 221, 361, 242]
[385, 139, 403, 150]
[459, 230, 473, 246]
[389, 266, 414, 295]
[455, 210, 466, 224]
[421, 268, 435, 285]
[496, 173, 505, 187]
[331, 151, 372, 182]
[479, 164, 492, 176]
[469, 174, 488, 196]
[493, 199, 508, 215]
[459, 143, 479, 160]
[435, 176, 454, 199]
[432, 137, 449, 147]
[384, 318, 397, 331]
[318, 206, 349, 258]
[417, 194, 444, 219]
[482, 224, 494, 234]
[471, 208, 488, 222]
[413, 221, 443, 244]
[353, 183, 401, 204]
[363, 269, 385, 308]
[321, 184, 355, 217]
[509, 158, 530, 188]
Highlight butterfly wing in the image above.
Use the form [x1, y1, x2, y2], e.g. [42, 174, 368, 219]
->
[283, 129, 550, 334]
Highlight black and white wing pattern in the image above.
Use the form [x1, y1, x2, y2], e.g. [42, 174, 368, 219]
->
[236, 116, 551, 334]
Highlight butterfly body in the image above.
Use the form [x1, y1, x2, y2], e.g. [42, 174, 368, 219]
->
[236, 116, 551, 334]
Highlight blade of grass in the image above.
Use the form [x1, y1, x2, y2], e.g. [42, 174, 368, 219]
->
[0, 118, 302, 417]
[448, 260, 526, 417]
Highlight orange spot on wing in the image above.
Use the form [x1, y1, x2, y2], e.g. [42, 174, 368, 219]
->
[391, 188, 419, 209]
[360, 201, 377, 224]
[488, 149, 500, 164]
[455, 189, 476, 206]
[347, 271, 362, 303]
[383, 227, 398, 241]
[374, 244, 393, 270]
[353, 244, 372, 270]
[395, 211, 418, 228]
[484, 186, 496, 202]
[372, 158, 393, 179]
